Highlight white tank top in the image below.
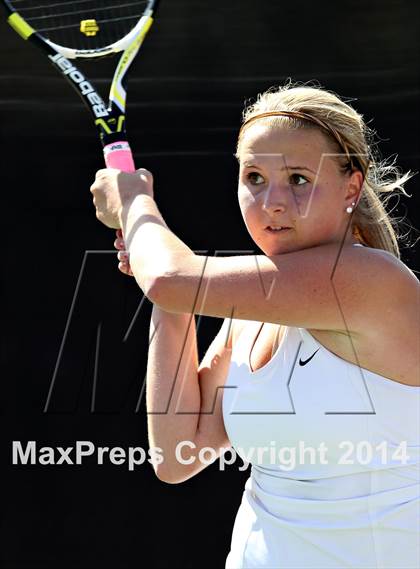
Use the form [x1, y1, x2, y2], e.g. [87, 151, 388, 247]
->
[222, 252, 420, 568]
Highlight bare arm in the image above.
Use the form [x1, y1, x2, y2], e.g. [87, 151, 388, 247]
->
[146, 305, 235, 484]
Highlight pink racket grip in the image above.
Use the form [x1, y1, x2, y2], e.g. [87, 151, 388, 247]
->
[103, 141, 136, 172]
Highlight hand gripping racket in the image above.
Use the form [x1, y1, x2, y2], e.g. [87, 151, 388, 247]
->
[2, 0, 160, 172]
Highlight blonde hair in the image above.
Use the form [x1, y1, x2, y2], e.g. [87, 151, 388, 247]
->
[236, 79, 417, 259]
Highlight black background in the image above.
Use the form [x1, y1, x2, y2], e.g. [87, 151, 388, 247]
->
[1, 1, 419, 568]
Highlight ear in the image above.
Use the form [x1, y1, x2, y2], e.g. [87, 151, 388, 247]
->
[345, 169, 364, 206]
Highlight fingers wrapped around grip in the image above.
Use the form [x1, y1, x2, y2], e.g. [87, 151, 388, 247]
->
[114, 228, 134, 276]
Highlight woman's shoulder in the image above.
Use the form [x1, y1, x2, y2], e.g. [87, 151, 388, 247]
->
[360, 244, 418, 282]
[351, 245, 419, 306]
[317, 244, 418, 348]
[333, 245, 419, 386]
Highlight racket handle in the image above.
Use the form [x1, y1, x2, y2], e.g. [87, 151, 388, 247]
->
[103, 141, 136, 172]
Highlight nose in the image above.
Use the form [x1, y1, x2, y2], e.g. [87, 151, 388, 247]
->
[261, 181, 291, 214]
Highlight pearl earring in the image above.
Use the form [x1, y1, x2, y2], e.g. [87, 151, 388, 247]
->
[346, 201, 356, 214]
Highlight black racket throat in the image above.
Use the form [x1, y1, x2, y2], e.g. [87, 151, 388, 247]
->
[47, 50, 128, 146]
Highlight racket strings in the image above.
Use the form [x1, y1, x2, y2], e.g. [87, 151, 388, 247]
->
[9, 0, 149, 49]
[18, 2, 143, 22]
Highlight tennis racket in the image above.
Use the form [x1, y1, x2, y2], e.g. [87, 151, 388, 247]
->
[2, 0, 160, 172]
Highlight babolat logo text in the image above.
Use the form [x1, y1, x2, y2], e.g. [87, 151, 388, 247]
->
[48, 53, 108, 118]
[109, 143, 129, 151]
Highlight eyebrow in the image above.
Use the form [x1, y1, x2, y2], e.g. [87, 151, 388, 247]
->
[242, 162, 316, 174]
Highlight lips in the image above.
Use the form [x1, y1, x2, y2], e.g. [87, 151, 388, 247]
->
[265, 226, 291, 232]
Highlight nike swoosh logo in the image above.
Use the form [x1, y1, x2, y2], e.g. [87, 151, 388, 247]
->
[299, 349, 320, 366]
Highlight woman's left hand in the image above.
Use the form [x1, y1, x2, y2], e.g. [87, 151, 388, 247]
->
[114, 228, 134, 276]
[90, 167, 154, 229]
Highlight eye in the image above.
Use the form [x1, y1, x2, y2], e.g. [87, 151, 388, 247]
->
[290, 173, 309, 186]
[246, 171, 265, 185]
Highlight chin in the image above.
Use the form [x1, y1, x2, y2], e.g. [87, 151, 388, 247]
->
[259, 244, 290, 256]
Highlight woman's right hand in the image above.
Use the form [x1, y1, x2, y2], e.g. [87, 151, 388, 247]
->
[114, 228, 134, 277]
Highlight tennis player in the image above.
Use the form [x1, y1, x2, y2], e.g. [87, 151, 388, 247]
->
[90, 81, 420, 569]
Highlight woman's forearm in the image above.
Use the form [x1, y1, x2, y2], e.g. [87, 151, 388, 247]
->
[146, 304, 201, 481]
[119, 194, 195, 295]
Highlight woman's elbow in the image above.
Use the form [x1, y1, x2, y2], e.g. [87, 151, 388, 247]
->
[153, 464, 192, 485]
[146, 271, 184, 312]
[128, 265, 168, 306]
